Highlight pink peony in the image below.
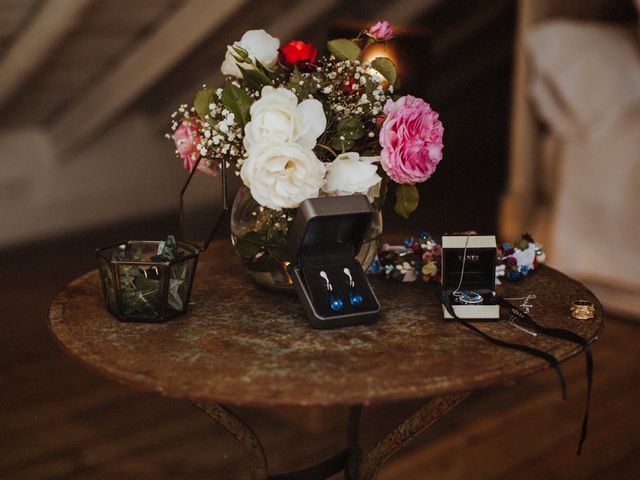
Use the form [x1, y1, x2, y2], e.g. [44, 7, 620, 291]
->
[173, 119, 217, 177]
[379, 96, 444, 185]
[368, 20, 393, 42]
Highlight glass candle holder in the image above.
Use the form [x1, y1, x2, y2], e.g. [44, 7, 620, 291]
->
[96, 240, 199, 322]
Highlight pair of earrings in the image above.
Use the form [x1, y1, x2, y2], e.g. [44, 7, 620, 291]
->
[319, 268, 364, 312]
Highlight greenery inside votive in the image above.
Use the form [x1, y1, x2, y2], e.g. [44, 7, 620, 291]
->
[102, 236, 193, 318]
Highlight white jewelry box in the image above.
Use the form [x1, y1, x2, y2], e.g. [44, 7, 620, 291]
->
[441, 235, 500, 320]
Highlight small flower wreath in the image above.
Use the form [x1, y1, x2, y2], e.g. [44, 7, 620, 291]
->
[496, 233, 546, 282]
[369, 232, 545, 284]
[368, 231, 443, 283]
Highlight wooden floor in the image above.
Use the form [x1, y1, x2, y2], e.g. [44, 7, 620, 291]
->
[1, 219, 639, 479]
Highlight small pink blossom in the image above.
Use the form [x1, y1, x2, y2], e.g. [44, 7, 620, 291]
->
[368, 20, 394, 42]
[173, 119, 217, 177]
[379, 96, 444, 185]
[422, 244, 442, 263]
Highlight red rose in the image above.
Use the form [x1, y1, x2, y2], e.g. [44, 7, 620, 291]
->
[278, 40, 317, 66]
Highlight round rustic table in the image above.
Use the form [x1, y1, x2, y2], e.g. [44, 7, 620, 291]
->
[49, 240, 604, 480]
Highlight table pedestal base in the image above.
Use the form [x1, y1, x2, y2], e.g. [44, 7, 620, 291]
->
[195, 393, 468, 480]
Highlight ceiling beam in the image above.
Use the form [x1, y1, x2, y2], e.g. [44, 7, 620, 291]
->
[163, 0, 437, 103]
[148, 0, 342, 136]
[0, 0, 92, 110]
[51, 0, 248, 155]
[379, 0, 444, 24]
[194, 0, 343, 99]
[262, 0, 341, 39]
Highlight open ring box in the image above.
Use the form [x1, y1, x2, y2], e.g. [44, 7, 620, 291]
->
[287, 194, 381, 329]
[96, 158, 228, 323]
[442, 235, 500, 320]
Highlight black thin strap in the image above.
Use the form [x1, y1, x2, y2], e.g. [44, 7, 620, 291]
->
[495, 296, 593, 455]
[437, 289, 567, 400]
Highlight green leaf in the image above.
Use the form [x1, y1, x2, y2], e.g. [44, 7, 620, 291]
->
[121, 287, 159, 315]
[394, 184, 419, 219]
[222, 81, 251, 128]
[268, 245, 292, 263]
[362, 75, 379, 95]
[327, 39, 361, 61]
[286, 67, 318, 99]
[230, 44, 250, 62]
[337, 117, 365, 140]
[193, 87, 214, 119]
[134, 276, 161, 292]
[287, 67, 303, 87]
[250, 252, 280, 272]
[235, 231, 265, 258]
[371, 57, 398, 88]
[167, 278, 184, 311]
[329, 136, 354, 152]
[373, 177, 389, 210]
[238, 65, 272, 91]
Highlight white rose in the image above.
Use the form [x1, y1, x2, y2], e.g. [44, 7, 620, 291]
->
[220, 29, 280, 78]
[322, 152, 382, 201]
[240, 142, 327, 209]
[243, 86, 326, 152]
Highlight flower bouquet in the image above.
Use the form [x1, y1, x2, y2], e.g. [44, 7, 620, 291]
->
[169, 20, 444, 288]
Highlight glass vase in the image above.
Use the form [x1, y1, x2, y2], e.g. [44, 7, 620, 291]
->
[230, 186, 382, 291]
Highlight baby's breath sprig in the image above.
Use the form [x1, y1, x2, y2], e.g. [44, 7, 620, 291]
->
[307, 57, 392, 160]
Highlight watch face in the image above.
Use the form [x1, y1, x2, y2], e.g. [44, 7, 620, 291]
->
[458, 291, 483, 305]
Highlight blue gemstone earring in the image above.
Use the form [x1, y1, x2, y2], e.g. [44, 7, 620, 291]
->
[320, 270, 343, 312]
[344, 268, 363, 307]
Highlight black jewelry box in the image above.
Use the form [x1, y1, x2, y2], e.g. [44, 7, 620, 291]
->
[441, 235, 499, 320]
[287, 195, 381, 329]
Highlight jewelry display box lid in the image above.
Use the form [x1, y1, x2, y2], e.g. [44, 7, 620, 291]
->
[286, 195, 379, 329]
[287, 194, 374, 266]
[441, 235, 499, 320]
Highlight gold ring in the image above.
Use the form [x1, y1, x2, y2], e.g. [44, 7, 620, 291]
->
[570, 300, 595, 320]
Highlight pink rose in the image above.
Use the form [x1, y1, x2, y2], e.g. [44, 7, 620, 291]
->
[379, 96, 444, 185]
[173, 119, 217, 177]
[368, 20, 393, 42]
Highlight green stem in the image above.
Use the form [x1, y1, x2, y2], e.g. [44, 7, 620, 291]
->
[360, 43, 369, 61]
[316, 143, 338, 158]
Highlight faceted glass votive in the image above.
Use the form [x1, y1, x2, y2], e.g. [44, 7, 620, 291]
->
[96, 240, 199, 322]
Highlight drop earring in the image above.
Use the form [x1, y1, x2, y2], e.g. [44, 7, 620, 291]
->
[344, 268, 363, 307]
[320, 271, 343, 312]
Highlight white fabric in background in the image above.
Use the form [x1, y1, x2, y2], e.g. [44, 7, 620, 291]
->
[550, 108, 640, 287]
[526, 20, 640, 288]
[527, 20, 640, 139]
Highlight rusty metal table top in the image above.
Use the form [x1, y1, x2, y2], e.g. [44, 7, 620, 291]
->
[49, 240, 604, 408]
